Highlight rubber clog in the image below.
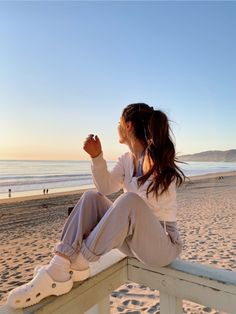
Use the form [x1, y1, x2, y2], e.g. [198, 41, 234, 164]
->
[7, 268, 73, 309]
[34, 265, 90, 282]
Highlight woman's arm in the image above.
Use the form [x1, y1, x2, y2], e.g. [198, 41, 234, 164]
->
[83, 134, 124, 195]
[91, 153, 124, 195]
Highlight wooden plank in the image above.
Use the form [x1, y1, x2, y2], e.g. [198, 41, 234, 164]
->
[84, 295, 110, 314]
[128, 262, 236, 313]
[159, 292, 182, 314]
[169, 259, 236, 286]
[128, 258, 236, 294]
[0, 307, 23, 314]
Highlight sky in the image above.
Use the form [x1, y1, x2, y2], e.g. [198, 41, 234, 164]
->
[0, 1, 235, 161]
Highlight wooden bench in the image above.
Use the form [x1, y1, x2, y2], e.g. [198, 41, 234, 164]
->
[0, 250, 236, 314]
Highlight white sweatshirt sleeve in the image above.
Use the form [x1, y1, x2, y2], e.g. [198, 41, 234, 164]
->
[91, 152, 125, 195]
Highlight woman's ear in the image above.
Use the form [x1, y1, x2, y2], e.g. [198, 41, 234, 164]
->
[125, 121, 133, 133]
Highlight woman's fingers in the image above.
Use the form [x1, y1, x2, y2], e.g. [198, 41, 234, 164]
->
[84, 134, 94, 145]
[86, 134, 94, 141]
[83, 134, 101, 149]
[94, 135, 101, 144]
[83, 134, 102, 158]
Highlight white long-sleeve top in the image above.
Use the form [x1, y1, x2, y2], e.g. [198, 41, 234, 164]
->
[91, 151, 178, 222]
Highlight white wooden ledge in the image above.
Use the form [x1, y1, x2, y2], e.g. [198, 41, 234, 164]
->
[1, 250, 236, 314]
[128, 258, 236, 313]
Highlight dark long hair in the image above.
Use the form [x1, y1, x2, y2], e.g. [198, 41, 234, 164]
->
[122, 103, 186, 198]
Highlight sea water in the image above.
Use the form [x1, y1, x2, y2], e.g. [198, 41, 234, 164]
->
[0, 160, 235, 199]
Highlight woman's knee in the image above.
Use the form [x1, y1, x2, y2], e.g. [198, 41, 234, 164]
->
[81, 190, 103, 201]
[118, 192, 142, 204]
[73, 190, 102, 209]
[111, 192, 144, 217]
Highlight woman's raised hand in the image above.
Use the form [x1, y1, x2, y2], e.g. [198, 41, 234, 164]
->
[83, 134, 102, 158]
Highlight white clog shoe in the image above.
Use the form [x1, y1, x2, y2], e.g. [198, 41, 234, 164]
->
[7, 268, 73, 309]
[34, 265, 90, 282]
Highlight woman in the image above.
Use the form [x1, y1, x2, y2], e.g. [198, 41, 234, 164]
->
[7, 103, 185, 309]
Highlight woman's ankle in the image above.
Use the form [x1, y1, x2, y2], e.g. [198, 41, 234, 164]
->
[71, 252, 89, 271]
[45, 255, 71, 282]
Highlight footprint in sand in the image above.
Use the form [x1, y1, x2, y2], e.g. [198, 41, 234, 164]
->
[147, 303, 160, 313]
[111, 291, 123, 299]
[122, 300, 130, 306]
[139, 284, 148, 290]
[118, 289, 129, 294]
[131, 300, 145, 306]
[147, 294, 158, 300]
[8, 280, 21, 285]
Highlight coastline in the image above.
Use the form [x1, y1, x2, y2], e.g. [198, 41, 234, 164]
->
[0, 186, 96, 205]
[1, 171, 235, 313]
[0, 170, 235, 204]
[187, 170, 236, 181]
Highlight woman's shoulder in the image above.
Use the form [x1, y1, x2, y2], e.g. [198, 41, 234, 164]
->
[118, 151, 132, 161]
[115, 152, 133, 169]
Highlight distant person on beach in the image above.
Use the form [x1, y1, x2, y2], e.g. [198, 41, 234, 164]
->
[8, 189, 11, 198]
[43, 189, 46, 195]
[7, 103, 186, 308]
[46, 189, 48, 194]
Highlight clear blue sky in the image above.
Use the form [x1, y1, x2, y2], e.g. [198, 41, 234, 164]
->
[0, 1, 235, 160]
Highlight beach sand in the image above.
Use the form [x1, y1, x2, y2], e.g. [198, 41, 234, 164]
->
[0, 171, 235, 313]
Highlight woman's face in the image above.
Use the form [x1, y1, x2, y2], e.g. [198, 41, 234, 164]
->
[117, 117, 129, 144]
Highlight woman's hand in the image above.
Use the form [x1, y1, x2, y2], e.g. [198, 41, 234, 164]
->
[83, 134, 102, 158]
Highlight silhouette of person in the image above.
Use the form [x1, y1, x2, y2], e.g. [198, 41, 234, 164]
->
[8, 189, 11, 198]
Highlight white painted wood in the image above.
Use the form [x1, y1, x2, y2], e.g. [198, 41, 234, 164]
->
[128, 257, 236, 293]
[0, 306, 23, 314]
[84, 295, 110, 314]
[128, 259, 236, 313]
[159, 292, 182, 314]
[169, 259, 236, 286]
[97, 295, 110, 314]
[84, 304, 99, 314]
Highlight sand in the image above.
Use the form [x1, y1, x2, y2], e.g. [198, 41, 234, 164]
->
[0, 171, 235, 313]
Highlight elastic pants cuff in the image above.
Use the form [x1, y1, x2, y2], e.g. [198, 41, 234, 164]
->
[53, 242, 79, 262]
[80, 241, 101, 262]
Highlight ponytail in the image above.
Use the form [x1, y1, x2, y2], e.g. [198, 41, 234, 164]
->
[138, 110, 186, 198]
[122, 103, 186, 198]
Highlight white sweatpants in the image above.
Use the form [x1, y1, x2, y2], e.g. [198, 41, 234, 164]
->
[54, 190, 182, 267]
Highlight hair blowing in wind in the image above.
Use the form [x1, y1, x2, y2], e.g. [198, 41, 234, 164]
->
[122, 103, 186, 198]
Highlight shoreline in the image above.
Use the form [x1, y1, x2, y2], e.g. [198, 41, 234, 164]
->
[0, 170, 235, 205]
[0, 186, 96, 204]
[187, 170, 236, 180]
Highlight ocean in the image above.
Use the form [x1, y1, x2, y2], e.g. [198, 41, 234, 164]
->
[0, 159, 235, 199]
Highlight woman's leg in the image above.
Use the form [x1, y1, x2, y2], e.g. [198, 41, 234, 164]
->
[6, 190, 116, 309]
[7, 191, 181, 308]
[79, 192, 182, 267]
[53, 189, 135, 263]
[53, 190, 113, 262]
